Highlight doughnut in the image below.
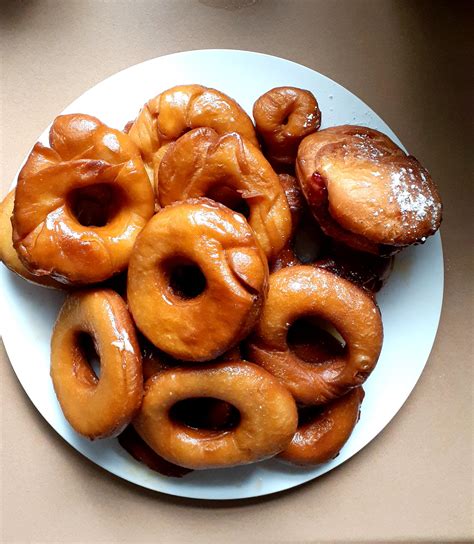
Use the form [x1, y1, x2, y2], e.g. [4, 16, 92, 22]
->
[158, 127, 292, 260]
[279, 387, 364, 465]
[278, 173, 305, 235]
[287, 316, 345, 365]
[127, 198, 268, 362]
[118, 425, 192, 478]
[315, 242, 394, 293]
[0, 190, 61, 288]
[12, 114, 154, 285]
[140, 330, 242, 378]
[271, 246, 301, 273]
[253, 87, 321, 165]
[133, 362, 298, 469]
[138, 336, 238, 432]
[248, 265, 383, 405]
[296, 125, 442, 255]
[50, 289, 143, 439]
[128, 84, 258, 171]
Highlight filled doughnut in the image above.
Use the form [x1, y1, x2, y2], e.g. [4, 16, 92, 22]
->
[158, 127, 292, 260]
[279, 387, 364, 465]
[133, 362, 298, 469]
[128, 84, 258, 171]
[12, 114, 154, 285]
[127, 198, 268, 361]
[0, 190, 61, 288]
[50, 289, 143, 439]
[248, 266, 383, 405]
[253, 86, 321, 165]
[296, 125, 442, 255]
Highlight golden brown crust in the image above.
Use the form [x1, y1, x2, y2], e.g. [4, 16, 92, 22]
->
[133, 362, 298, 469]
[279, 387, 364, 465]
[253, 87, 321, 165]
[50, 289, 143, 439]
[12, 115, 154, 285]
[248, 265, 383, 405]
[127, 199, 269, 362]
[128, 84, 258, 168]
[278, 173, 305, 235]
[0, 190, 62, 288]
[158, 127, 292, 260]
[296, 125, 442, 253]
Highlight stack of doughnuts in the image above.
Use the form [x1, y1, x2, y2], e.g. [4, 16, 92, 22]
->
[0, 83, 442, 475]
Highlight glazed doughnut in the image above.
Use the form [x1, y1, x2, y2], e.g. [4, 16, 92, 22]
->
[127, 199, 268, 361]
[271, 246, 301, 273]
[253, 87, 321, 165]
[140, 333, 242, 380]
[315, 242, 394, 293]
[50, 289, 143, 439]
[248, 266, 383, 405]
[139, 337, 237, 431]
[118, 425, 192, 478]
[296, 125, 442, 254]
[0, 190, 61, 288]
[278, 173, 305, 235]
[133, 362, 298, 469]
[12, 115, 154, 285]
[287, 316, 345, 365]
[128, 84, 258, 171]
[279, 387, 364, 465]
[158, 127, 292, 260]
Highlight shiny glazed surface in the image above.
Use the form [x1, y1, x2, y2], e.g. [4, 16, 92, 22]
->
[296, 125, 442, 254]
[0, 190, 61, 288]
[50, 289, 143, 439]
[128, 84, 258, 168]
[127, 199, 268, 361]
[158, 127, 292, 260]
[280, 387, 364, 465]
[12, 114, 154, 284]
[253, 86, 321, 165]
[248, 266, 383, 405]
[134, 362, 298, 469]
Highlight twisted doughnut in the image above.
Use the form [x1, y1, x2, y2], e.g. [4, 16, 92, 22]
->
[12, 114, 154, 284]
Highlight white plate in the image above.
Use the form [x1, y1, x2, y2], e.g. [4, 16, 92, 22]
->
[0, 50, 443, 500]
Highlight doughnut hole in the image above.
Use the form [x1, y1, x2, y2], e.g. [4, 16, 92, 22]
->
[67, 183, 124, 227]
[75, 331, 101, 380]
[163, 257, 207, 300]
[206, 186, 250, 219]
[169, 397, 240, 432]
[287, 316, 346, 365]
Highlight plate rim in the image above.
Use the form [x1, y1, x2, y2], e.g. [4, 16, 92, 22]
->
[0, 48, 445, 500]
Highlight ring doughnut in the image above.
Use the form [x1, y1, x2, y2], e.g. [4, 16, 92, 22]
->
[279, 387, 364, 465]
[158, 127, 292, 260]
[133, 362, 298, 469]
[296, 125, 442, 254]
[127, 198, 269, 361]
[0, 190, 61, 288]
[12, 114, 154, 284]
[128, 84, 258, 170]
[253, 87, 321, 165]
[50, 289, 143, 439]
[248, 265, 383, 405]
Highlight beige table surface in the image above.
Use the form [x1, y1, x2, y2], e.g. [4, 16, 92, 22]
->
[1, 1, 472, 543]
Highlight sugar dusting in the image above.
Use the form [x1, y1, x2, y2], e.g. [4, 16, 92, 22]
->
[389, 166, 441, 229]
